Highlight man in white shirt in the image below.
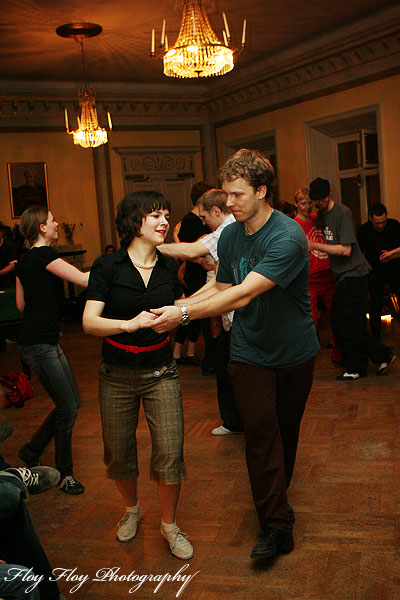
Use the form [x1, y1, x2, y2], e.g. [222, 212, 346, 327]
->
[158, 188, 243, 435]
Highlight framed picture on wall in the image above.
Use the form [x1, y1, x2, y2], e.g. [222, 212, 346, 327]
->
[7, 162, 49, 219]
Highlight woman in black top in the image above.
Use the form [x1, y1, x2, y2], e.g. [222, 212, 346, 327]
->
[83, 191, 193, 560]
[15, 206, 89, 494]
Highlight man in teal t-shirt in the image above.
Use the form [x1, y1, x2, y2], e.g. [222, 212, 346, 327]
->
[149, 149, 320, 561]
[217, 208, 318, 367]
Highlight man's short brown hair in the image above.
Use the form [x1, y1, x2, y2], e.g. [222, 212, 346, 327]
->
[219, 148, 274, 200]
[198, 188, 229, 214]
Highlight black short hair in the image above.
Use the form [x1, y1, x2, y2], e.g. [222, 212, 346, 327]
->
[369, 203, 387, 218]
[116, 191, 171, 246]
[309, 177, 330, 201]
[190, 181, 213, 206]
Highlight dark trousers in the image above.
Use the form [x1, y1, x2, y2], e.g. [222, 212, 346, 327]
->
[175, 318, 217, 370]
[200, 318, 217, 371]
[175, 283, 203, 347]
[18, 343, 80, 477]
[174, 320, 202, 345]
[0, 456, 60, 600]
[368, 269, 400, 340]
[228, 357, 314, 533]
[330, 276, 391, 373]
[215, 330, 243, 431]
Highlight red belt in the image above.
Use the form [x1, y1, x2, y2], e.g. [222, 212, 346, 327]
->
[105, 336, 169, 354]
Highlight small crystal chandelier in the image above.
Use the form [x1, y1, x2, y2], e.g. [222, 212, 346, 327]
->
[152, 0, 246, 79]
[56, 23, 112, 149]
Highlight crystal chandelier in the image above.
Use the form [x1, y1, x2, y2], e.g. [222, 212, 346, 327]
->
[65, 86, 109, 149]
[154, 1, 246, 79]
[56, 23, 112, 149]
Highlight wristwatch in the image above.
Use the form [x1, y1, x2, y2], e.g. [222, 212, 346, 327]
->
[180, 305, 190, 326]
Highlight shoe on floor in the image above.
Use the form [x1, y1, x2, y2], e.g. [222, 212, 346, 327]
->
[59, 475, 84, 495]
[175, 357, 187, 365]
[0, 422, 13, 443]
[161, 522, 193, 559]
[117, 506, 143, 541]
[175, 356, 201, 366]
[377, 353, 396, 376]
[183, 355, 201, 366]
[211, 425, 243, 436]
[202, 367, 216, 376]
[336, 371, 367, 381]
[6, 466, 60, 495]
[17, 445, 41, 467]
[250, 527, 294, 559]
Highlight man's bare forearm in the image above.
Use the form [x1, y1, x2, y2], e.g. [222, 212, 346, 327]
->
[158, 240, 207, 261]
[309, 241, 351, 256]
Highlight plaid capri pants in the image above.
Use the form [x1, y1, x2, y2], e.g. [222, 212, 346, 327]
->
[98, 360, 185, 484]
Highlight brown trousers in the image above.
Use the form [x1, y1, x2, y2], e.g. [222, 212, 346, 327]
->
[228, 357, 314, 532]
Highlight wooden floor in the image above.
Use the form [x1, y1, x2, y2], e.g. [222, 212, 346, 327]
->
[1, 316, 399, 600]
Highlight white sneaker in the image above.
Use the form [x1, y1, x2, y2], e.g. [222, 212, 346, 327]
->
[377, 353, 396, 376]
[211, 425, 241, 436]
[117, 507, 142, 542]
[161, 522, 193, 559]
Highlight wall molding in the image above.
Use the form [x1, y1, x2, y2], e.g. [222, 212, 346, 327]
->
[113, 145, 200, 178]
[0, 7, 399, 131]
[206, 13, 400, 124]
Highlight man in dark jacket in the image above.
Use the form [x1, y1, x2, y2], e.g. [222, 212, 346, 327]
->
[357, 203, 400, 340]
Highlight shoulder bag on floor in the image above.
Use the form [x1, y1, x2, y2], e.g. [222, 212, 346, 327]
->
[0, 371, 33, 408]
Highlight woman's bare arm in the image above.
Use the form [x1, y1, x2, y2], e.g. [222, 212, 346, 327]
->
[46, 258, 89, 287]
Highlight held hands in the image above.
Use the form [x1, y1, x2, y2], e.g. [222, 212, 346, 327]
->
[150, 306, 181, 333]
[199, 256, 214, 271]
[380, 249, 392, 263]
[308, 240, 317, 250]
[123, 311, 157, 333]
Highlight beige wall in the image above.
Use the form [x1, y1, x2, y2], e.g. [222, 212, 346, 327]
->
[0, 129, 203, 266]
[215, 74, 400, 220]
[0, 132, 99, 267]
[108, 129, 203, 212]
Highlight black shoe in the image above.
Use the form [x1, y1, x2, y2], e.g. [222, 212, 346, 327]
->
[175, 357, 187, 365]
[376, 353, 396, 376]
[250, 527, 294, 559]
[202, 367, 216, 376]
[336, 370, 367, 381]
[287, 504, 295, 524]
[6, 466, 60, 495]
[59, 475, 84, 495]
[0, 422, 13, 443]
[17, 445, 41, 467]
[183, 356, 201, 366]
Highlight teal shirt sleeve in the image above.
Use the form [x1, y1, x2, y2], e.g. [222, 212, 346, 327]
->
[252, 234, 309, 289]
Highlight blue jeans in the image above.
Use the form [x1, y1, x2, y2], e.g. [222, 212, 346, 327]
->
[0, 472, 60, 600]
[18, 343, 81, 477]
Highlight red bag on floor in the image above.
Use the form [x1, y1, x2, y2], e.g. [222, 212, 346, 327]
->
[0, 371, 33, 408]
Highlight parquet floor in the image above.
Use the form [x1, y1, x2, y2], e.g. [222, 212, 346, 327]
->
[1, 316, 399, 600]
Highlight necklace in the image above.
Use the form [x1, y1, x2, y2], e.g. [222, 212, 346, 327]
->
[129, 253, 158, 270]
